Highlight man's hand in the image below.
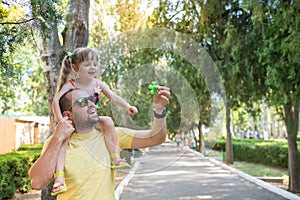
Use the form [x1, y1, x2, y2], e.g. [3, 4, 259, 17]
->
[154, 86, 171, 108]
[53, 116, 75, 141]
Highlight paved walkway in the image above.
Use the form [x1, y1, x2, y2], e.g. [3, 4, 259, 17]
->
[116, 142, 300, 200]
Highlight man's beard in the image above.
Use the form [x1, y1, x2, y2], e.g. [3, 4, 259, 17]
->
[73, 113, 99, 131]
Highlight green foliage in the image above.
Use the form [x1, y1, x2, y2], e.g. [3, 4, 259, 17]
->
[17, 144, 43, 151]
[242, 1, 300, 109]
[239, 2, 300, 189]
[0, 145, 42, 198]
[233, 161, 288, 177]
[19, 47, 48, 116]
[6, 155, 31, 193]
[152, 0, 215, 132]
[169, 54, 212, 128]
[0, 2, 47, 115]
[115, 0, 151, 31]
[0, 159, 15, 199]
[0, 0, 67, 115]
[0, 4, 29, 113]
[208, 138, 300, 169]
[30, 0, 62, 38]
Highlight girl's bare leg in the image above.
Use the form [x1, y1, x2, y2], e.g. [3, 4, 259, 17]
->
[51, 138, 69, 196]
[99, 116, 130, 168]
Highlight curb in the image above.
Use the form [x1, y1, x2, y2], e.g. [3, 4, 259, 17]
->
[114, 161, 140, 200]
[189, 149, 300, 200]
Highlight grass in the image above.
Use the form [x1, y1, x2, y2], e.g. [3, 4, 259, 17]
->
[204, 149, 288, 178]
[232, 161, 290, 191]
[232, 161, 288, 177]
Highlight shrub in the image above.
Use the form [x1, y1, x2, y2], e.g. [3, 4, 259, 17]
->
[0, 144, 42, 198]
[0, 158, 15, 199]
[205, 138, 298, 168]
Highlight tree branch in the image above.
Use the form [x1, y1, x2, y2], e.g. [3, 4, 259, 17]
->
[168, 9, 184, 21]
[0, 18, 35, 25]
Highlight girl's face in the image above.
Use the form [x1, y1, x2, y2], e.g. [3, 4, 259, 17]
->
[77, 52, 99, 80]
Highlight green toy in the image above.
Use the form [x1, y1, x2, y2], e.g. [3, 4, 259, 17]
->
[148, 81, 159, 94]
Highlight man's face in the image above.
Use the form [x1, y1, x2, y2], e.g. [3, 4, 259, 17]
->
[67, 90, 99, 129]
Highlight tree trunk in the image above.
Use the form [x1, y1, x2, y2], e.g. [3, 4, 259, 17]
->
[35, 24, 62, 200]
[198, 122, 205, 154]
[225, 99, 234, 164]
[34, 11, 64, 200]
[38, 29, 64, 133]
[195, 129, 200, 152]
[62, 0, 90, 50]
[30, 1, 91, 199]
[283, 102, 300, 193]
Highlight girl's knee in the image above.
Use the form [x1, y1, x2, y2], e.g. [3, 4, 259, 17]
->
[100, 116, 114, 129]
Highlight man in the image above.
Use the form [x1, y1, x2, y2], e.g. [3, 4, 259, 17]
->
[28, 86, 171, 199]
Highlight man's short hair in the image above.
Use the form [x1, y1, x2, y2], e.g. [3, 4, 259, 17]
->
[59, 88, 79, 114]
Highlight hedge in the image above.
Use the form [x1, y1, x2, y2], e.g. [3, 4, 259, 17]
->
[205, 138, 300, 169]
[0, 144, 42, 199]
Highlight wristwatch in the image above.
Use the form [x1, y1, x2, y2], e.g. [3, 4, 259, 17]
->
[153, 107, 167, 118]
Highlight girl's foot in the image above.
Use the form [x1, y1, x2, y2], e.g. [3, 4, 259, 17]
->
[111, 158, 131, 169]
[51, 172, 66, 196]
[111, 153, 131, 169]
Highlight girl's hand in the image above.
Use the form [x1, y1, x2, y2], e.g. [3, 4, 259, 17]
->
[128, 106, 138, 115]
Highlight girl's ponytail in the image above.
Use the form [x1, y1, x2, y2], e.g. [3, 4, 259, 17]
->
[56, 54, 73, 93]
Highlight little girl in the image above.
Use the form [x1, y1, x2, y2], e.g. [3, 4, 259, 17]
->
[51, 47, 138, 196]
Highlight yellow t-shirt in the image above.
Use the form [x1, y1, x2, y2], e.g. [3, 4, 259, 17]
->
[43, 127, 134, 200]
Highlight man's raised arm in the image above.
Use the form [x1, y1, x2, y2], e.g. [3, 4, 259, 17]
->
[123, 86, 171, 149]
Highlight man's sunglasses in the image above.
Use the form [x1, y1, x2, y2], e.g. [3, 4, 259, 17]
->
[66, 96, 95, 111]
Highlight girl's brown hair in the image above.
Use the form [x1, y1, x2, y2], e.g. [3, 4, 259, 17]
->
[56, 47, 99, 93]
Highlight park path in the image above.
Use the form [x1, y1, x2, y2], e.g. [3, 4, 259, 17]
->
[118, 142, 300, 200]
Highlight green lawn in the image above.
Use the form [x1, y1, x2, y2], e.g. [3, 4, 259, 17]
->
[204, 149, 288, 178]
[232, 161, 288, 177]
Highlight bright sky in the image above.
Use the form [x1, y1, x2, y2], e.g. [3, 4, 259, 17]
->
[90, 0, 157, 35]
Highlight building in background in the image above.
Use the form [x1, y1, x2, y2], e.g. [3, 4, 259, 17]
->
[0, 115, 49, 154]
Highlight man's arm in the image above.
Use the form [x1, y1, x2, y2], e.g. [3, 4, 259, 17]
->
[130, 86, 170, 148]
[28, 117, 74, 190]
